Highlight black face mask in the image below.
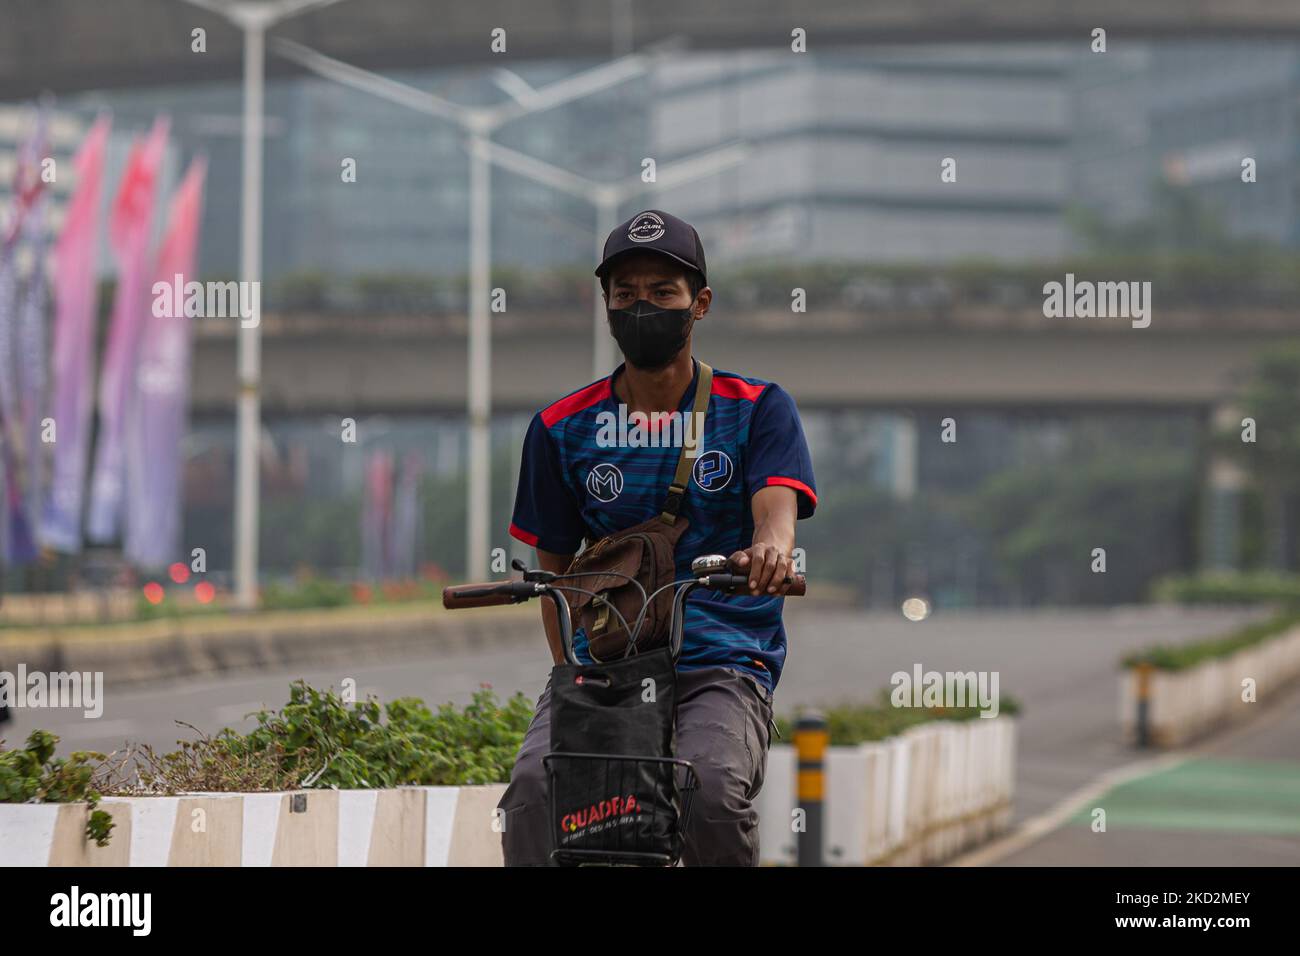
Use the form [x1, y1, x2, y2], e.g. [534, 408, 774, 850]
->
[607, 298, 695, 370]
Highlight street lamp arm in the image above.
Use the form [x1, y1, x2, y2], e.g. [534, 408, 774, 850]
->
[175, 0, 348, 29]
[490, 68, 542, 110]
[265, 0, 350, 20]
[174, 0, 226, 14]
[481, 140, 597, 201]
[271, 37, 467, 124]
[641, 141, 753, 194]
[487, 52, 649, 126]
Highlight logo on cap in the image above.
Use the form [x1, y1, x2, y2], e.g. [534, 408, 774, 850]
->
[627, 211, 666, 243]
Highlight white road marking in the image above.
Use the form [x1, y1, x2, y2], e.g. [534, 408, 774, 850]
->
[948, 751, 1190, 867]
[950, 681, 1300, 867]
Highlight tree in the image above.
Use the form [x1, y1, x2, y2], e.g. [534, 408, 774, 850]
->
[1212, 344, 1300, 569]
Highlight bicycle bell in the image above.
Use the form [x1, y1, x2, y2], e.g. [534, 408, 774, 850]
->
[691, 554, 730, 575]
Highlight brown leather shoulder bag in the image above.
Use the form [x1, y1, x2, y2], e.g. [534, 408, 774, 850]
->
[562, 362, 713, 661]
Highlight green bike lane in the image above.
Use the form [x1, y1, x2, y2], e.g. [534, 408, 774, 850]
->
[989, 684, 1300, 866]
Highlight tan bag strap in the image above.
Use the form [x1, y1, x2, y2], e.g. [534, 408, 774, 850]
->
[660, 360, 712, 524]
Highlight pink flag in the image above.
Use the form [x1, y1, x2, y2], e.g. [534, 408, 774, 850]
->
[42, 115, 111, 553]
[86, 116, 169, 543]
[124, 156, 206, 568]
[361, 450, 394, 581]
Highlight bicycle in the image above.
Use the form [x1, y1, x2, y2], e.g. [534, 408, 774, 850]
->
[443, 553, 806, 866]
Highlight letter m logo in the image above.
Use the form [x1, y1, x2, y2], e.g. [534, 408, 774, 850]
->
[586, 463, 624, 503]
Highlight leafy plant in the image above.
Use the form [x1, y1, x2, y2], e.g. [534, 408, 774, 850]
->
[1151, 571, 1300, 605]
[260, 577, 353, 610]
[1122, 609, 1300, 672]
[5, 682, 536, 848]
[213, 681, 533, 788]
[102, 681, 535, 795]
[1207, 344, 1300, 570]
[775, 689, 1021, 746]
[0, 731, 114, 846]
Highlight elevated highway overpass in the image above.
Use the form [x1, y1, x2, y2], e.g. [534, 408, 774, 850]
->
[189, 306, 1297, 416]
[185, 302, 1289, 572]
[6, 0, 1300, 102]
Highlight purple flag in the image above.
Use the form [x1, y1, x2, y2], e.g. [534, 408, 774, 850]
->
[86, 116, 168, 542]
[0, 239, 36, 564]
[0, 112, 48, 564]
[43, 115, 111, 552]
[124, 156, 206, 568]
[17, 107, 52, 549]
[389, 453, 423, 578]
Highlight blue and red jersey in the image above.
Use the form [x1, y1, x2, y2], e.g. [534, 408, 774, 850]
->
[509, 359, 816, 691]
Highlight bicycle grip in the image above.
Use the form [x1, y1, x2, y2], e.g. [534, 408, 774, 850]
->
[442, 581, 535, 609]
[706, 573, 806, 596]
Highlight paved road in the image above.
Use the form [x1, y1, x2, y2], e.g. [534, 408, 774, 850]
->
[776, 603, 1270, 822]
[990, 679, 1300, 865]
[7, 602, 1285, 858]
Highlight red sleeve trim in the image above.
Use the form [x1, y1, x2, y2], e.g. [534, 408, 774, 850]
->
[765, 476, 818, 507]
[509, 522, 540, 547]
[711, 376, 766, 402]
[541, 379, 612, 427]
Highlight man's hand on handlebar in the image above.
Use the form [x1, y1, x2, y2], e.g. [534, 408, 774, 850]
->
[727, 543, 794, 596]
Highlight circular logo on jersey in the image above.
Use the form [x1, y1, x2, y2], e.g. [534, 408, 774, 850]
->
[627, 211, 666, 243]
[692, 450, 734, 493]
[586, 463, 624, 502]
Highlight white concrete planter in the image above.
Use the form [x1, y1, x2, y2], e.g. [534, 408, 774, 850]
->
[4, 719, 1019, 867]
[0, 785, 507, 867]
[758, 716, 1016, 866]
[1119, 625, 1300, 747]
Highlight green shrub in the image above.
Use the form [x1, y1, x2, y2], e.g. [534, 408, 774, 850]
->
[6, 681, 535, 847]
[775, 689, 1021, 745]
[1151, 571, 1300, 605]
[203, 681, 533, 789]
[117, 681, 534, 795]
[0, 731, 114, 846]
[1122, 609, 1300, 671]
[260, 578, 353, 610]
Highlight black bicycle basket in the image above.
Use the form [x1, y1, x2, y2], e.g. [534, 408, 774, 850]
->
[544, 646, 697, 865]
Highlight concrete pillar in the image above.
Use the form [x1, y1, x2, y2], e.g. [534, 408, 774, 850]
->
[891, 413, 917, 501]
[1201, 404, 1246, 572]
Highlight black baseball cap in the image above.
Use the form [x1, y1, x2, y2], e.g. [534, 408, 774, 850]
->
[595, 209, 707, 287]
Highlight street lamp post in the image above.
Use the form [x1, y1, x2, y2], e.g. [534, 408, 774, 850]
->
[272, 39, 669, 577]
[475, 138, 752, 379]
[235, 15, 265, 613]
[467, 127, 492, 586]
[177, 0, 348, 609]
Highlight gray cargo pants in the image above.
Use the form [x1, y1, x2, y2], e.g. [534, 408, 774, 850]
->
[498, 665, 775, 866]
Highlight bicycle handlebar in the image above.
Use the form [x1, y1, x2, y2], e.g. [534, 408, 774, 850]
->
[442, 580, 538, 609]
[698, 572, 806, 597]
[442, 572, 805, 609]
[443, 557, 805, 665]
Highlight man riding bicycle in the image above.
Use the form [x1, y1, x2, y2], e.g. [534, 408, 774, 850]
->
[498, 209, 817, 866]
